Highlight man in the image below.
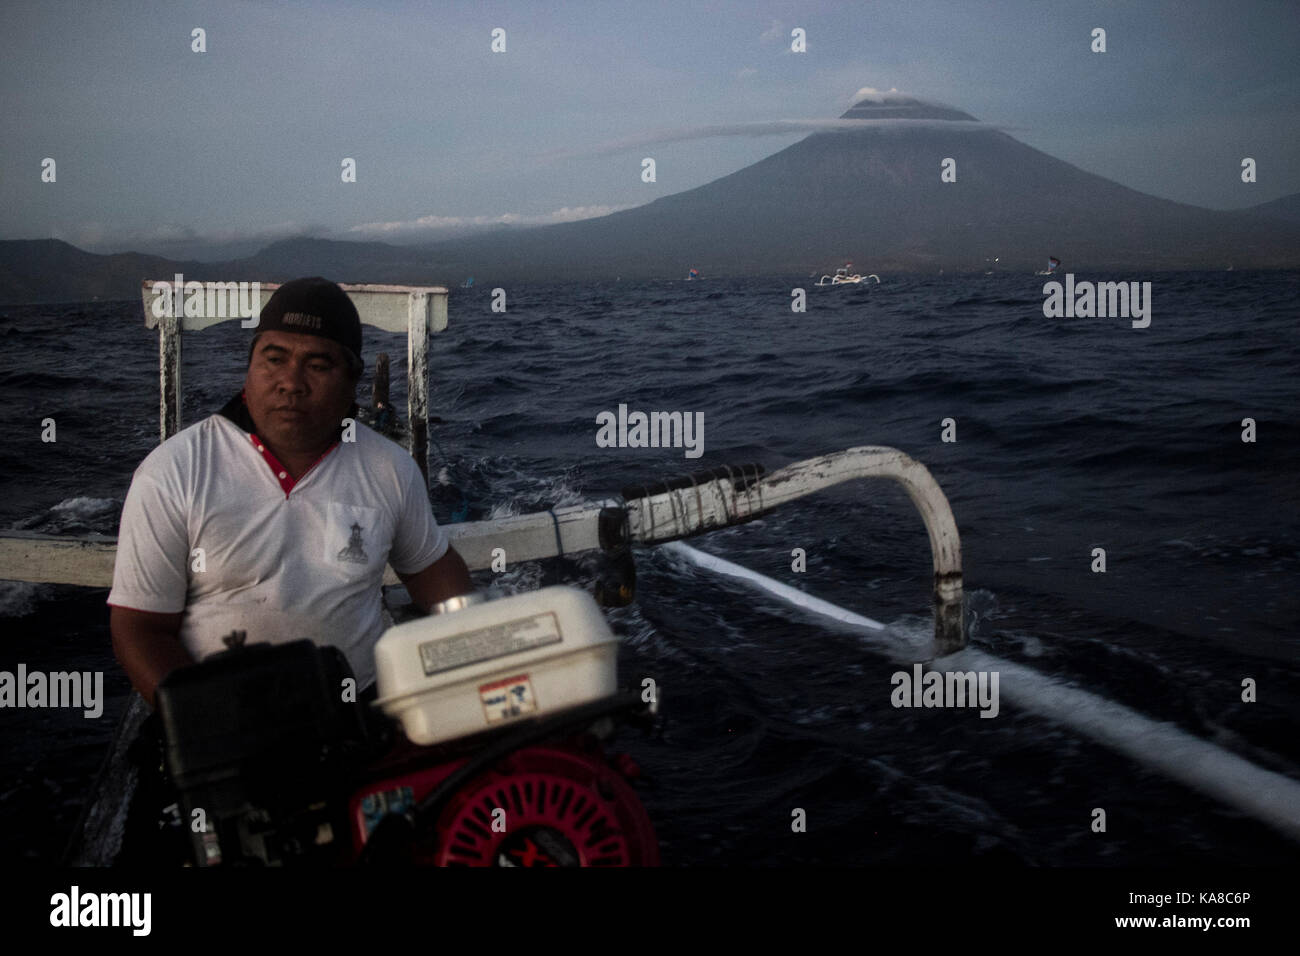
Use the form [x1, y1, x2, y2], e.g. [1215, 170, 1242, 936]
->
[108, 276, 473, 706]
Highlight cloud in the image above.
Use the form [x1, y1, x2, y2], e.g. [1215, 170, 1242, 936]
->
[345, 204, 636, 240]
[759, 19, 783, 44]
[843, 87, 968, 114]
[848, 86, 973, 110]
[851, 86, 906, 104]
[543, 117, 1007, 159]
[61, 207, 640, 256]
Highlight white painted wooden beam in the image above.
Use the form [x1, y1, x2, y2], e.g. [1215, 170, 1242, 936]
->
[0, 531, 118, 587]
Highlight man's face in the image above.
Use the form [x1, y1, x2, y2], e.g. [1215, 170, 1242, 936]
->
[243, 330, 356, 455]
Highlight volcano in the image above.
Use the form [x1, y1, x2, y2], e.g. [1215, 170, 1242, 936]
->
[418, 93, 1300, 278]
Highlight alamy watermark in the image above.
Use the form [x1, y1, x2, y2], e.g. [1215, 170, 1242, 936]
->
[890, 663, 999, 718]
[1042, 274, 1151, 328]
[595, 403, 704, 459]
[0, 665, 103, 718]
[50, 886, 150, 935]
[150, 273, 260, 327]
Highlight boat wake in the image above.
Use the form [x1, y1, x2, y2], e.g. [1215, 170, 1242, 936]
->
[663, 541, 1300, 843]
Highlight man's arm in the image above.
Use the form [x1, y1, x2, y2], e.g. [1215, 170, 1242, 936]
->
[396, 545, 474, 612]
[110, 606, 193, 708]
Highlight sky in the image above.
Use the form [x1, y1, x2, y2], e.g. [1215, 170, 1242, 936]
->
[2, 0, 1298, 258]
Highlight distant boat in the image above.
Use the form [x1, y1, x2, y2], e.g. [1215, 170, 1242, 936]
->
[686, 268, 700, 280]
[461, 277, 474, 288]
[815, 264, 879, 287]
[1034, 257, 1061, 276]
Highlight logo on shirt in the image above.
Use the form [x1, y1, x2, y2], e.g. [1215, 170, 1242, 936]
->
[337, 521, 369, 564]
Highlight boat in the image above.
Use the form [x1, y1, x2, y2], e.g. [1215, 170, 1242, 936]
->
[17, 279, 1300, 865]
[815, 264, 880, 286]
[22, 279, 965, 868]
[1034, 256, 1061, 276]
[686, 268, 700, 280]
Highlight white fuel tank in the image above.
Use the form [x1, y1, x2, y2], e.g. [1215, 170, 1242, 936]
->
[372, 586, 619, 745]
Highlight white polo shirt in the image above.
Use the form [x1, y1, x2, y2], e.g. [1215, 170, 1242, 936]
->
[108, 401, 448, 690]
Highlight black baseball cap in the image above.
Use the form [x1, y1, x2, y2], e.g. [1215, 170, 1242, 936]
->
[252, 276, 362, 365]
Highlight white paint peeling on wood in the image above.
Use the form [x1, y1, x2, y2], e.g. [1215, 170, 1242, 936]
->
[407, 291, 431, 484]
[159, 305, 181, 441]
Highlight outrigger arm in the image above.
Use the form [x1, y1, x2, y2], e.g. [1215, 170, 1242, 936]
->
[0, 448, 965, 656]
[438, 446, 965, 656]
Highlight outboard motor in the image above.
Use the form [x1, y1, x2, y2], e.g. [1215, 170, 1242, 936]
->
[154, 586, 657, 866]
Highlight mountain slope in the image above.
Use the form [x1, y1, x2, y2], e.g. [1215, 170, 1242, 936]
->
[1245, 193, 1300, 224]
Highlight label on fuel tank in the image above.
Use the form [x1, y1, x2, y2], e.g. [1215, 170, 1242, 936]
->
[419, 611, 562, 676]
[479, 674, 538, 723]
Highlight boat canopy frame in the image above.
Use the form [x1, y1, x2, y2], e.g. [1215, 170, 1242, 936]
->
[141, 279, 449, 486]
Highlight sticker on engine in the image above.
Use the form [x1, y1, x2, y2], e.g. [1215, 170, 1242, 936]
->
[480, 674, 537, 724]
[419, 611, 563, 676]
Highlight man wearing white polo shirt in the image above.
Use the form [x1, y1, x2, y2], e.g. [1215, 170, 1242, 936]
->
[108, 276, 473, 706]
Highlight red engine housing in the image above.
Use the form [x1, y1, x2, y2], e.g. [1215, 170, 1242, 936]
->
[349, 741, 658, 866]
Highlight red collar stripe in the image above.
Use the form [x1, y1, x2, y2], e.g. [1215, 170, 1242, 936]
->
[248, 433, 340, 497]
